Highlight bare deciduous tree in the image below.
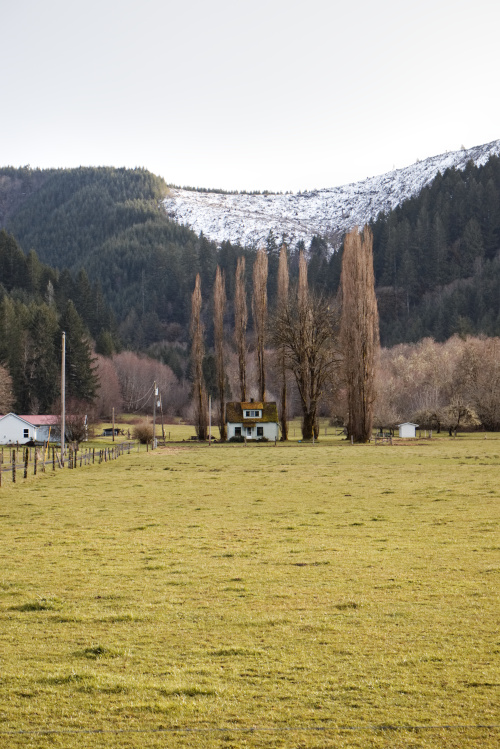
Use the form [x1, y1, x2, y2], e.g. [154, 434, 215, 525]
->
[95, 355, 124, 419]
[112, 351, 177, 414]
[252, 248, 268, 402]
[190, 274, 208, 439]
[272, 251, 341, 440]
[234, 256, 248, 402]
[213, 266, 227, 440]
[469, 338, 500, 430]
[340, 227, 380, 442]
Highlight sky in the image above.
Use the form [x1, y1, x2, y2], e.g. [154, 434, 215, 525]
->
[2, 0, 499, 193]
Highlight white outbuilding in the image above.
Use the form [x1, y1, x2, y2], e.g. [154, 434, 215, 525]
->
[0, 413, 59, 444]
[397, 422, 418, 439]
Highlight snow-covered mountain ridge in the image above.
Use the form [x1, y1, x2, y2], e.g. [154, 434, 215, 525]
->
[162, 140, 500, 250]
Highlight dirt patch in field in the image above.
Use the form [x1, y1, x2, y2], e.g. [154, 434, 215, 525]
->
[148, 446, 195, 455]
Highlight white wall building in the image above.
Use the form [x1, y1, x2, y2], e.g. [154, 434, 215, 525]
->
[226, 401, 279, 441]
[0, 414, 59, 444]
[397, 422, 418, 438]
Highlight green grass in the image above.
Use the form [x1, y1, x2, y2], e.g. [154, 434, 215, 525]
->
[0, 435, 499, 747]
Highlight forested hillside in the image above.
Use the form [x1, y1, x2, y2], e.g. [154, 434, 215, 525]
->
[310, 156, 500, 344]
[1, 159, 500, 352]
[0, 229, 115, 411]
[371, 156, 500, 343]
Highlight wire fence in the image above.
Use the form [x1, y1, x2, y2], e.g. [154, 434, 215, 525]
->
[0, 442, 136, 487]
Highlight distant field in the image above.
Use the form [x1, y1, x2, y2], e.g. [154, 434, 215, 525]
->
[0, 435, 499, 748]
[93, 417, 339, 444]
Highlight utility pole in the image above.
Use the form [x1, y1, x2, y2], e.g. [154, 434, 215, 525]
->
[209, 395, 212, 445]
[61, 331, 66, 464]
[160, 395, 166, 443]
[153, 381, 157, 449]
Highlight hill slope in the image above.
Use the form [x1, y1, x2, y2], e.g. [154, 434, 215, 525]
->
[163, 140, 500, 248]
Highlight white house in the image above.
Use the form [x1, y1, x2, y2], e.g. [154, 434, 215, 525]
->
[226, 401, 279, 441]
[0, 414, 59, 444]
[397, 422, 418, 438]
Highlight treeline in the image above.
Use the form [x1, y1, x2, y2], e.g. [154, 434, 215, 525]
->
[0, 229, 117, 412]
[372, 335, 500, 433]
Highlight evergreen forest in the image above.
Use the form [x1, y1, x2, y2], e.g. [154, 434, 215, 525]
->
[1, 157, 500, 414]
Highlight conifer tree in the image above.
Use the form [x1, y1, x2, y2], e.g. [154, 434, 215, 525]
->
[59, 300, 99, 403]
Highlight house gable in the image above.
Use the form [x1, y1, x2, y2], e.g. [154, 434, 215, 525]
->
[0, 413, 37, 444]
[226, 401, 279, 441]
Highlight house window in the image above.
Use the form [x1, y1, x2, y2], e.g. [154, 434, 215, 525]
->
[235, 427, 241, 437]
[23, 429, 29, 439]
[244, 410, 261, 418]
[257, 426, 264, 437]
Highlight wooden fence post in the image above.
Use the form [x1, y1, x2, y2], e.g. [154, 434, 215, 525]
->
[12, 451, 16, 483]
[24, 448, 29, 479]
[34, 450, 38, 476]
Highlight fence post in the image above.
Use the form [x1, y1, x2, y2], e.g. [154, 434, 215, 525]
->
[34, 450, 38, 476]
[12, 451, 16, 483]
[24, 448, 29, 479]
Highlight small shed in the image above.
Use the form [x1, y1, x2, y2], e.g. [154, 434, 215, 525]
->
[397, 422, 418, 439]
[102, 427, 120, 437]
[226, 400, 279, 441]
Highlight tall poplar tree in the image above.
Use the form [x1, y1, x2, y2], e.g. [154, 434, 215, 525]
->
[252, 248, 268, 402]
[234, 257, 248, 402]
[213, 266, 227, 440]
[340, 227, 380, 443]
[277, 244, 289, 439]
[190, 274, 208, 439]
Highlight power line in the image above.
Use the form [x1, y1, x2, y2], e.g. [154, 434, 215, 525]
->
[129, 382, 155, 413]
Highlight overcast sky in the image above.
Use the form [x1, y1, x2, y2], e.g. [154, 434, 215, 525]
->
[2, 0, 499, 192]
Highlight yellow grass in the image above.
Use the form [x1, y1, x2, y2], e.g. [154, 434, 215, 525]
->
[0, 435, 498, 748]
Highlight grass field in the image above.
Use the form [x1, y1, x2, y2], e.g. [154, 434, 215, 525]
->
[0, 434, 498, 748]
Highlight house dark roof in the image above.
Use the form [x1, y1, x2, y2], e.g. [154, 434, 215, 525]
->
[226, 401, 279, 424]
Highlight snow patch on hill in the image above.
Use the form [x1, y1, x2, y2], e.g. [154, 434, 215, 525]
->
[162, 140, 500, 250]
